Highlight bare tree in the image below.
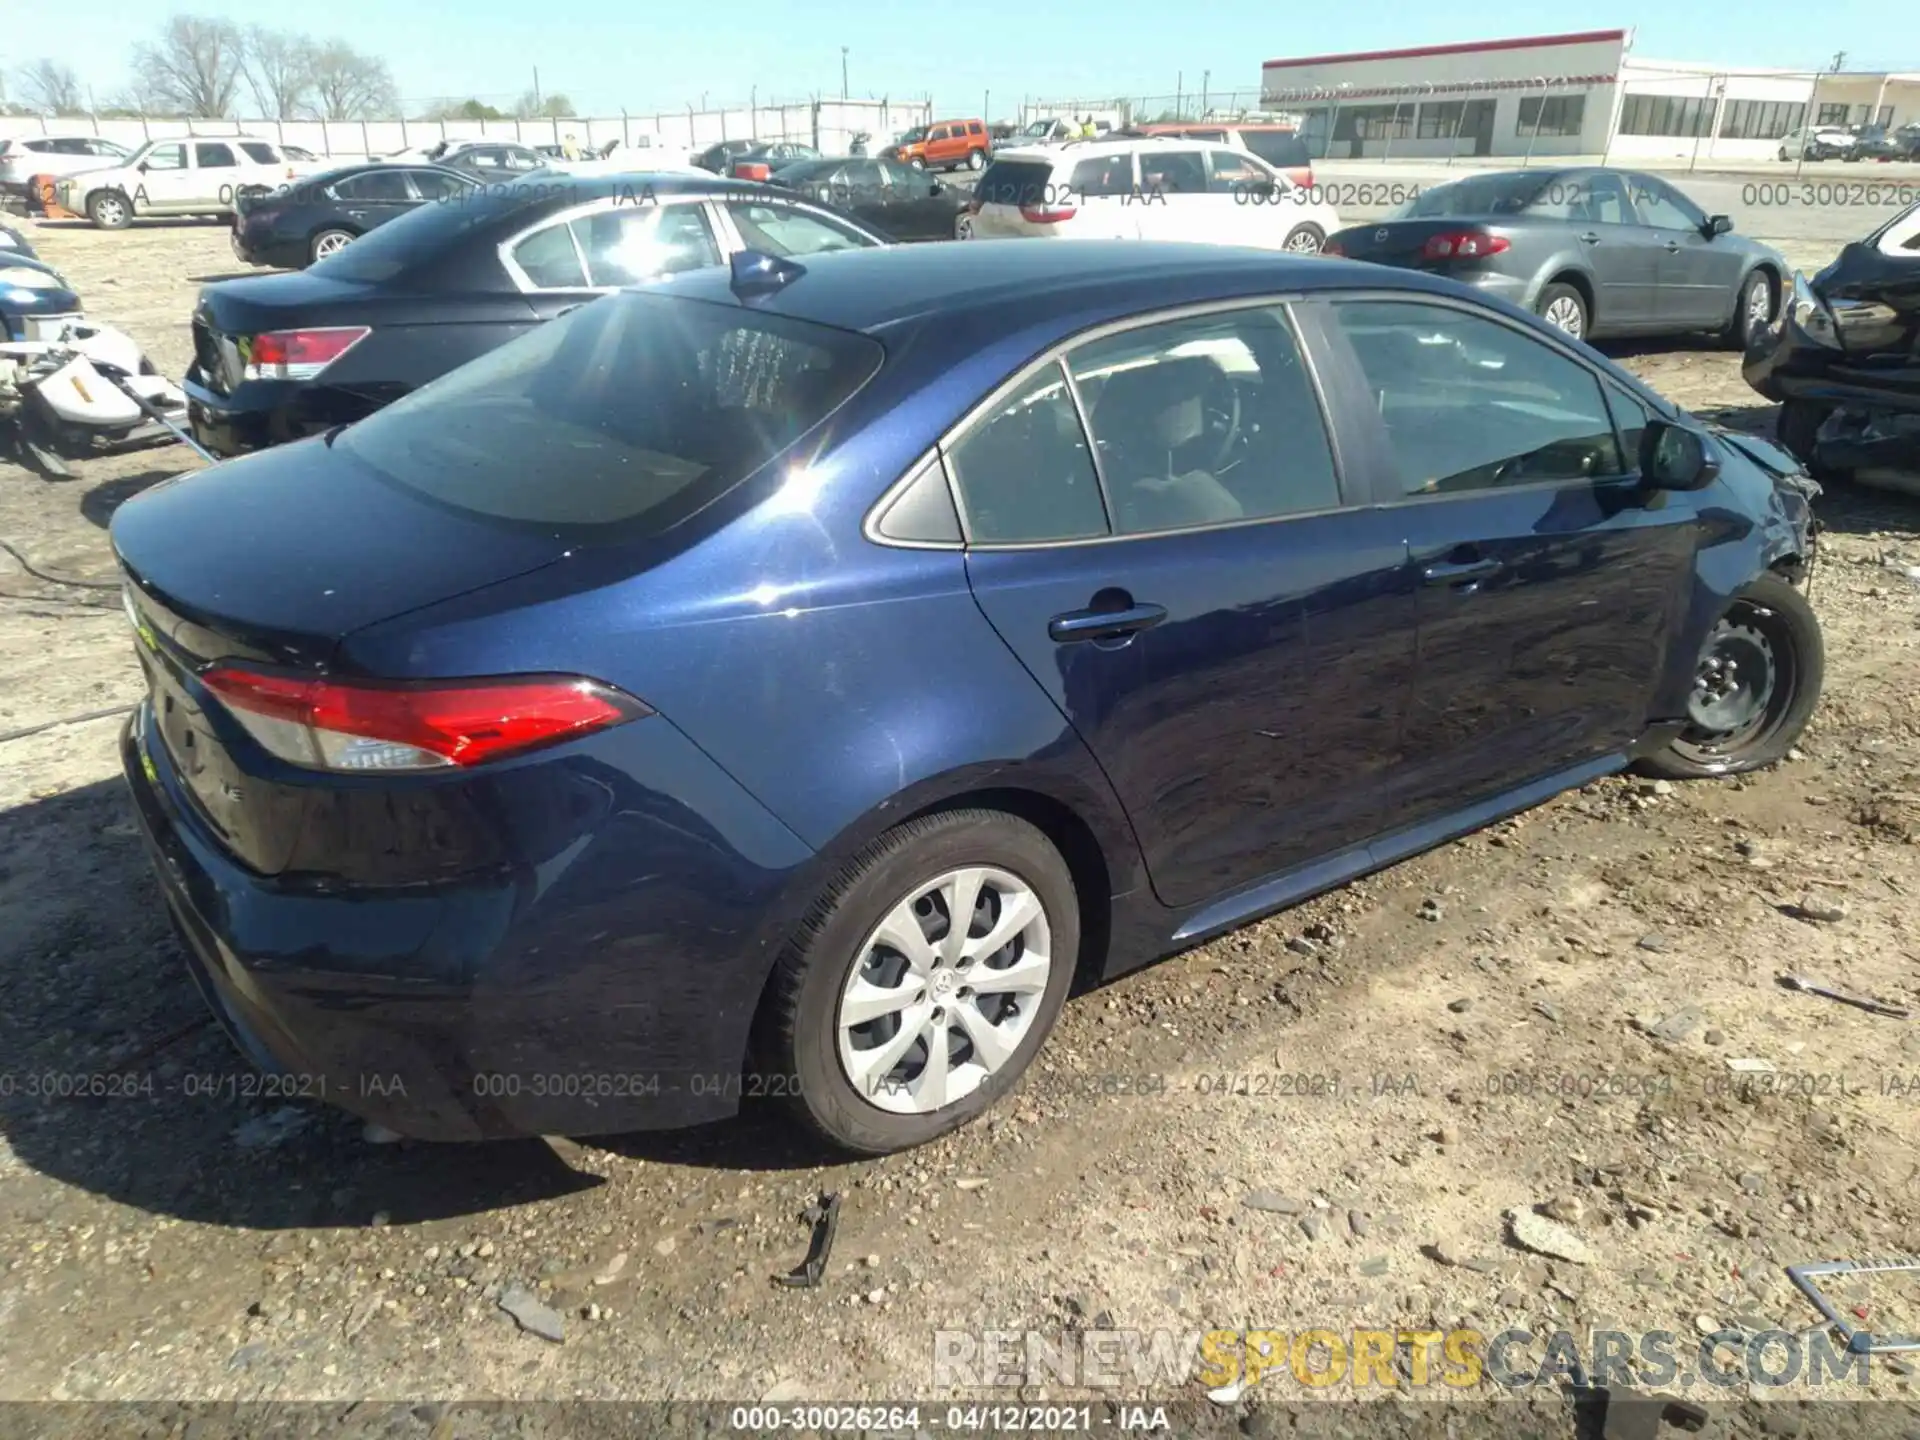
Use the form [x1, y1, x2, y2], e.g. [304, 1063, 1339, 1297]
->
[15, 59, 84, 114]
[242, 27, 317, 120]
[130, 14, 246, 117]
[515, 89, 577, 120]
[309, 42, 397, 121]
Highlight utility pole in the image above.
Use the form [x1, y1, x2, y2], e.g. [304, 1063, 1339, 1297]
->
[1201, 70, 1210, 118]
[532, 67, 542, 112]
[841, 47, 849, 101]
[1829, 51, 1846, 72]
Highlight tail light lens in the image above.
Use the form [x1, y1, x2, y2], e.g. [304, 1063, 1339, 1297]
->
[734, 162, 771, 182]
[1322, 240, 1346, 257]
[201, 667, 652, 772]
[1420, 230, 1510, 261]
[1020, 204, 1076, 224]
[242, 326, 370, 381]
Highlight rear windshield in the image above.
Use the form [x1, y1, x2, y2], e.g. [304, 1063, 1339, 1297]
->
[310, 180, 582, 282]
[975, 159, 1055, 208]
[1399, 174, 1549, 218]
[1237, 131, 1309, 168]
[336, 292, 885, 535]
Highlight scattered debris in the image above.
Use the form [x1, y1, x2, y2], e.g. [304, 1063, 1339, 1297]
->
[1542, 1195, 1585, 1225]
[1777, 973, 1910, 1019]
[1242, 1191, 1305, 1215]
[773, 1191, 841, 1289]
[497, 1284, 565, 1343]
[1508, 1208, 1594, 1265]
[1205, 1378, 1248, 1405]
[1643, 1005, 1706, 1043]
[1636, 934, 1670, 954]
[1786, 898, 1848, 924]
[1447, 997, 1473, 1013]
[593, 1253, 628, 1286]
[1417, 898, 1444, 922]
[955, 1177, 989, 1191]
[1726, 1056, 1778, 1076]
[1786, 1258, 1920, 1355]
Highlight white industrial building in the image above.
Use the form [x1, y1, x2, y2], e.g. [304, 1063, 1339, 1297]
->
[1259, 29, 1920, 163]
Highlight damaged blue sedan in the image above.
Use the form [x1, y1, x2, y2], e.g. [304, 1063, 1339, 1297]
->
[112, 239, 1821, 1155]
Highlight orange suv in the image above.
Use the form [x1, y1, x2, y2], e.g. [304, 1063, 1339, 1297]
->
[886, 119, 992, 172]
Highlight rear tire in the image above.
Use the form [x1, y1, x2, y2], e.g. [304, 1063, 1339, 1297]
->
[308, 227, 356, 265]
[760, 809, 1079, 1156]
[1536, 282, 1588, 341]
[967, 149, 986, 171]
[1637, 572, 1823, 780]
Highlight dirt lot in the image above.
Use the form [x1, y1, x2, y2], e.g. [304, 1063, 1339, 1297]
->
[2, 218, 1919, 1436]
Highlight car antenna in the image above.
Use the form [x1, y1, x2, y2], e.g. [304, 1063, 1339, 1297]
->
[730, 250, 807, 300]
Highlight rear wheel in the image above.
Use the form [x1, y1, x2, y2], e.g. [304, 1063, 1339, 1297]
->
[967, 149, 986, 171]
[1282, 222, 1324, 254]
[88, 190, 131, 230]
[954, 212, 975, 240]
[1638, 573, 1823, 780]
[1536, 282, 1588, 341]
[761, 809, 1079, 1155]
[309, 227, 356, 264]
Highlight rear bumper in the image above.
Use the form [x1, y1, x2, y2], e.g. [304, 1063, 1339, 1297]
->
[183, 374, 374, 458]
[120, 701, 818, 1141]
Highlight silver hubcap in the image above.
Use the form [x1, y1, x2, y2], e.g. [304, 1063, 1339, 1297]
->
[99, 197, 125, 223]
[316, 232, 350, 257]
[837, 866, 1053, 1116]
[1544, 296, 1583, 335]
[956, 215, 974, 239]
[1747, 280, 1770, 328]
[1285, 228, 1320, 253]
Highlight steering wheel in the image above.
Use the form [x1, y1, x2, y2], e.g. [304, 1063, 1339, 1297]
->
[1198, 367, 1243, 472]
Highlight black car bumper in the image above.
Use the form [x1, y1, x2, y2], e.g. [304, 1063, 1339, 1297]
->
[120, 707, 780, 1141]
[229, 223, 307, 270]
[183, 374, 374, 458]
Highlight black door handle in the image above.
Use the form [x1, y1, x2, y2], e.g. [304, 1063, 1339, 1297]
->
[1579, 231, 1600, 243]
[1664, 241, 1682, 253]
[1048, 602, 1167, 643]
[1421, 557, 1502, 587]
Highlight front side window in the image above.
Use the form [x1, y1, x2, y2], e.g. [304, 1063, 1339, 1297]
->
[946, 363, 1107, 545]
[143, 143, 186, 171]
[334, 169, 413, 202]
[511, 222, 588, 288]
[1205, 149, 1270, 194]
[1629, 175, 1707, 232]
[1068, 153, 1134, 198]
[238, 141, 279, 164]
[1333, 300, 1624, 496]
[1137, 150, 1207, 195]
[1069, 308, 1340, 535]
[723, 201, 873, 257]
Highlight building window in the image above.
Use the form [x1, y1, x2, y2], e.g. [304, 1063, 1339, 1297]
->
[1417, 101, 1465, 138]
[1718, 99, 1807, 140]
[1877, 105, 1895, 126]
[1517, 94, 1587, 137]
[1333, 104, 1412, 140]
[1617, 94, 1714, 137]
[1816, 102, 1850, 126]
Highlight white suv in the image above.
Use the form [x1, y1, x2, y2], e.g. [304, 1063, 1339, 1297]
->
[964, 138, 1339, 252]
[57, 136, 326, 229]
[0, 134, 133, 196]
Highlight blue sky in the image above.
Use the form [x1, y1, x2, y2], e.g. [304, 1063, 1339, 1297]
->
[7, 0, 1916, 117]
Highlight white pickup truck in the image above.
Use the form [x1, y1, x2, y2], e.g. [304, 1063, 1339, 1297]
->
[56, 136, 328, 229]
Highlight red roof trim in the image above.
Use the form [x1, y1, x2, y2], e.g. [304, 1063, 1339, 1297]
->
[1264, 30, 1629, 71]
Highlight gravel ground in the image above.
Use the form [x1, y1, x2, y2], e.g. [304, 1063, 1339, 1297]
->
[2, 217, 1918, 1438]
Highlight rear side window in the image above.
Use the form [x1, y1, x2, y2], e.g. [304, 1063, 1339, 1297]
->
[1069, 154, 1134, 197]
[946, 363, 1107, 544]
[1238, 131, 1309, 169]
[1138, 150, 1207, 195]
[196, 142, 238, 168]
[239, 142, 279, 164]
[337, 293, 885, 533]
[334, 169, 413, 202]
[975, 160, 1055, 208]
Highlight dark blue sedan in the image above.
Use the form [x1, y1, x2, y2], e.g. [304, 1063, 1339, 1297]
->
[112, 240, 1822, 1155]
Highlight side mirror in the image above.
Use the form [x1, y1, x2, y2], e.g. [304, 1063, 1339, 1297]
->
[1639, 420, 1720, 491]
[1706, 214, 1733, 237]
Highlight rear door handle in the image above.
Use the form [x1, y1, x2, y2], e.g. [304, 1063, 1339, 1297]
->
[1048, 602, 1167, 643]
[1578, 231, 1600, 243]
[1421, 557, 1502, 587]
[1664, 240, 1682, 253]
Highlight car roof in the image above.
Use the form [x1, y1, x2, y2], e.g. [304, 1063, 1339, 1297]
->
[660, 238, 1454, 335]
[990, 136, 1243, 163]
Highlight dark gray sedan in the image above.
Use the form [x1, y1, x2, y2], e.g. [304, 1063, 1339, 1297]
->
[1326, 168, 1787, 347]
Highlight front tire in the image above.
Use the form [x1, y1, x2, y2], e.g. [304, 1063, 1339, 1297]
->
[1282, 222, 1325, 254]
[88, 190, 131, 230]
[1638, 573, 1823, 780]
[761, 809, 1079, 1155]
[1723, 269, 1774, 349]
[908, 156, 926, 171]
[967, 149, 986, 171]
[1536, 281, 1588, 341]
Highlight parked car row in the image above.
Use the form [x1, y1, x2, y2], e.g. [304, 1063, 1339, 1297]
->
[1778, 121, 1920, 163]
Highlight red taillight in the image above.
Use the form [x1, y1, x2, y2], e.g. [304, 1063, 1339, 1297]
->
[1322, 240, 1346, 257]
[201, 667, 651, 773]
[733, 161, 771, 182]
[243, 326, 370, 381]
[1020, 204, 1076, 224]
[1420, 230, 1510, 261]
